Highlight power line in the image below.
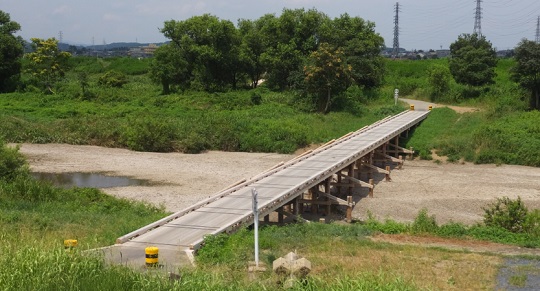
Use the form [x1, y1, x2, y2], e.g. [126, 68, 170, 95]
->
[392, 2, 400, 58]
[474, 0, 483, 35]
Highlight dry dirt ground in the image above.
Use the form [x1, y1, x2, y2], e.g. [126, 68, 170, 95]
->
[15, 143, 540, 226]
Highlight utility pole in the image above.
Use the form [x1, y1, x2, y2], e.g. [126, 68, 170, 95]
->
[536, 16, 540, 44]
[474, 0, 482, 36]
[392, 2, 400, 58]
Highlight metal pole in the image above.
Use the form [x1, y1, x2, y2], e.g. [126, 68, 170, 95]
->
[252, 188, 259, 267]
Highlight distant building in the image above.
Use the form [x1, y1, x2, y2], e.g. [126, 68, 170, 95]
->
[435, 49, 451, 58]
[129, 44, 158, 58]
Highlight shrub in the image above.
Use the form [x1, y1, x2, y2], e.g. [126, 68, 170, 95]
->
[411, 208, 438, 234]
[0, 141, 28, 181]
[250, 93, 262, 105]
[98, 70, 128, 88]
[427, 64, 452, 101]
[121, 117, 176, 152]
[483, 196, 528, 233]
[436, 222, 468, 238]
[524, 209, 540, 238]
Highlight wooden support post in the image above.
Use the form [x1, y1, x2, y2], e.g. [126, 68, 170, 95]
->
[264, 214, 270, 223]
[398, 155, 403, 170]
[385, 166, 391, 182]
[369, 179, 374, 198]
[325, 178, 331, 215]
[278, 206, 284, 224]
[394, 136, 400, 158]
[347, 164, 354, 195]
[293, 198, 299, 215]
[311, 187, 317, 214]
[346, 196, 353, 223]
[355, 159, 362, 180]
[368, 152, 374, 180]
[299, 193, 305, 214]
[337, 172, 342, 196]
[409, 147, 414, 160]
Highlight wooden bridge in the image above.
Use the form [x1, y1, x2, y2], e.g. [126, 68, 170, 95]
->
[102, 109, 429, 267]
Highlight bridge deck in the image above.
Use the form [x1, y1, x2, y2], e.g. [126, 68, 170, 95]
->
[117, 110, 429, 251]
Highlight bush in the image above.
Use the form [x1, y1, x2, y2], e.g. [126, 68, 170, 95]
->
[483, 196, 528, 233]
[524, 209, 540, 238]
[98, 70, 128, 88]
[121, 117, 176, 152]
[427, 64, 452, 101]
[0, 141, 28, 181]
[250, 93, 262, 105]
[411, 208, 438, 234]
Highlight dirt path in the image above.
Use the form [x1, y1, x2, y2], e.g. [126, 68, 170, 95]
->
[400, 98, 479, 113]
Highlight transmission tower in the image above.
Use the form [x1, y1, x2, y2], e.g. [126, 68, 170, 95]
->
[58, 31, 63, 43]
[474, 0, 482, 35]
[536, 16, 540, 44]
[392, 2, 400, 58]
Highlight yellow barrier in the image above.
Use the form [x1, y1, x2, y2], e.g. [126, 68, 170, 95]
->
[145, 246, 159, 267]
[428, 105, 433, 110]
[64, 239, 78, 251]
[410, 104, 415, 111]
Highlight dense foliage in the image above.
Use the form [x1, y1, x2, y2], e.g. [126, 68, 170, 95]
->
[449, 33, 497, 87]
[511, 39, 540, 110]
[0, 10, 24, 92]
[483, 196, 528, 233]
[24, 38, 72, 93]
[153, 9, 385, 112]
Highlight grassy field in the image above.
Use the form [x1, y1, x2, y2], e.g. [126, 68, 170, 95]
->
[1, 56, 540, 289]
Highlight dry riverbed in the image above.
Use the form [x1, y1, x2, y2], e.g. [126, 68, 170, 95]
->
[14, 143, 540, 225]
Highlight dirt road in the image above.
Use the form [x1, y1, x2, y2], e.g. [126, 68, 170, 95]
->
[14, 143, 540, 225]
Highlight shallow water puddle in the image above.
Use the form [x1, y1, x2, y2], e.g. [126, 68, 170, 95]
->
[31, 172, 149, 188]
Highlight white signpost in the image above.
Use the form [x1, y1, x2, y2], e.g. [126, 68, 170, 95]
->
[252, 188, 259, 267]
[394, 88, 399, 105]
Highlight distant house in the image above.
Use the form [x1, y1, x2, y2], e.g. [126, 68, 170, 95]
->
[496, 49, 514, 58]
[129, 44, 158, 58]
[436, 49, 451, 58]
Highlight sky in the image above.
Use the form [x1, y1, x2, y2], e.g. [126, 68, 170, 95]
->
[2, 0, 540, 50]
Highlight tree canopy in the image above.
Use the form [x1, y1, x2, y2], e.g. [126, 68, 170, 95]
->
[24, 38, 71, 94]
[449, 33, 497, 87]
[152, 9, 385, 100]
[0, 10, 24, 92]
[511, 39, 540, 110]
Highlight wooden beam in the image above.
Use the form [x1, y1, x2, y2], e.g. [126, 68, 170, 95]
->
[387, 143, 414, 154]
[313, 189, 351, 206]
[361, 163, 390, 174]
[276, 208, 310, 223]
[337, 173, 374, 189]
[298, 199, 332, 205]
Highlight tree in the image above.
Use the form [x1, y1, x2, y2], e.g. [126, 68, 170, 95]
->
[160, 14, 241, 91]
[511, 39, 540, 110]
[324, 13, 385, 88]
[449, 33, 497, 87]
[238, 18, 268, 88]
[25, 38, 71, 93]
[304, 43, 352, 113]
[427, 64, 452, 100]
[0, 10, 24, 92]
[148, 43, 188, 94]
